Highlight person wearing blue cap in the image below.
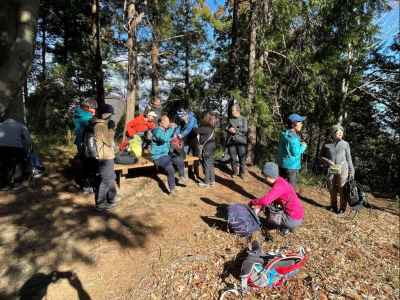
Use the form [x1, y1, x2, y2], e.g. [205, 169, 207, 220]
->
[277, 113, 307, 188]
[175, 108, 199, 155]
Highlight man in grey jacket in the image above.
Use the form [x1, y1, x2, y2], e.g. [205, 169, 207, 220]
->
[321, 124, 355, 215]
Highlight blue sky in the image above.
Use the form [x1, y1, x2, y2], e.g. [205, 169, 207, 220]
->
[205, 0, 399, 47]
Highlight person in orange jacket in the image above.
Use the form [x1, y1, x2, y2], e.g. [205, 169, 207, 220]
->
[126, 111, 157, 138]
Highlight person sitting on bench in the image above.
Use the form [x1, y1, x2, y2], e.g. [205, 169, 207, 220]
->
[151, 115, 185, 195]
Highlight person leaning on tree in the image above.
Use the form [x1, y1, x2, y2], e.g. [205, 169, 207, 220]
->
[321, 124, 355, 215]
[277, 113, 307, 189]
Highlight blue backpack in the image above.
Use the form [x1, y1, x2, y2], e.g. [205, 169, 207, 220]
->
[227, 204, 261, 237]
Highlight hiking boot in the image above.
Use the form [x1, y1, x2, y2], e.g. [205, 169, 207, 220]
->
[168, 188, 176, 196]
[198, 182, 210, 188]
[178, 176, 186, 185]
[209, 181, 216, 187]
[239, 173, 245, 180]
[96, 203, 115, 211]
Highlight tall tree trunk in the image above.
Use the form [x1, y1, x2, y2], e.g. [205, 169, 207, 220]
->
[151, 38, 160, 103]
[228, 0, 239, 90]
[41, 13, 46, 81]
[123, 1, 143, 138]
[246, 0, 258, 165]
[0, 0, 39, 122]
[91, 0, 105, 107]
[338, 43, 353, 123]
[184, 4, 191, 108]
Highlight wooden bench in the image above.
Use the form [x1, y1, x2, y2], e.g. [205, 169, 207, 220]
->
[114, 153, 200, 187]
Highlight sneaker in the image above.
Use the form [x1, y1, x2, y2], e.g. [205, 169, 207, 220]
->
[209, 182, 216, 187]
[82, 187, 94, 194]
[178, 176, 186, 184]
[239, 173, 245, 180]
[32, 169, 43, 178]
[198, 182, 210, 188]
[279, 228, 290, 236]
[113, 195, 122, 203]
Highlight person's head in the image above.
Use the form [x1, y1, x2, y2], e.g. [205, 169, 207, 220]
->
[288, 113, 305, 133]
[99, 104, 114, 120]
[231, 105, 241, 118]
[332, 124, 344, 140]
[80, 99, 97, 115]
[202, 112, 217, 128]
[159, 115, 170, 129]
[176, 108, 189, 123]
[145, 111, 158, 122]
[151, 98, 161, 109]
[262, 162, 279, 184]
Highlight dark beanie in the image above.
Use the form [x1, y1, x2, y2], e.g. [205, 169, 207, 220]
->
[99, 104, 114, 115]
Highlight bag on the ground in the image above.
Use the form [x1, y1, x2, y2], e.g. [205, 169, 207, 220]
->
[220, 244, 308, 299]
[128, 135, 142, 159]
[81, 125, 98, 159]
[265, 203, 284, 227]
[115, 151, 138, 165]
[346, 178, 367, 210]
[240, 245, 307, 290]
[227, 204, 261, 237]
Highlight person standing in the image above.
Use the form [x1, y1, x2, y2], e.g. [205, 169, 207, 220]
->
[277, 113, 307, 188]
[176, 108, 199, 156]
[93, 104, 118, 211]
[226, 105, 248, 179]
[321, 124, 355, 215]
[151, 115, 185, 195]
[0, 115, 32, 189]
[197, 112, 217, 188]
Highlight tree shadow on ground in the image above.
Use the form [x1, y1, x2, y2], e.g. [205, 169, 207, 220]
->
[299, 194, 330, 209]
[0, 170, 162, 298]
[248, 170, 266, 184]
[214, 175, 256, 199]
[18, 271, 91, 300]
[200, 197, 229, 232]
[221, 248, 248, 281]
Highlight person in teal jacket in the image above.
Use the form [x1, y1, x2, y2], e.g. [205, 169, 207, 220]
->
[151, 115, 185, 195]
[277, 113, 307, 188]
[73, 101, 95, 149]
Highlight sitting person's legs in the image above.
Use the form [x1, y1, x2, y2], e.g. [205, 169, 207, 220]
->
[154, 155, 176, 192]
[171, 154, 185, 179]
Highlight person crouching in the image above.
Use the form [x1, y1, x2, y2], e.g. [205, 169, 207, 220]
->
[249, 162, 304, 236]
[151, 115, 185, 195]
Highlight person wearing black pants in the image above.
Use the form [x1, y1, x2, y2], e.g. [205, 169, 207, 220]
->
[226, 105, 248, 179]
[197, 112, 217, 187]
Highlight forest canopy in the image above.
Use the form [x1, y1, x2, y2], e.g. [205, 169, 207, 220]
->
[0, 0, 398, 193]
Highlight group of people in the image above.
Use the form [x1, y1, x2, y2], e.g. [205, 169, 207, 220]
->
[0, 96, 355, 227]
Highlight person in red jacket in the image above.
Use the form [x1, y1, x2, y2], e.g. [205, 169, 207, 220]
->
[126, 111, 157, 138]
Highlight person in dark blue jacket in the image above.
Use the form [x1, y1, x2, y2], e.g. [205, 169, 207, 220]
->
[277, 113, 307, 188]
[175, 108, 198, 156]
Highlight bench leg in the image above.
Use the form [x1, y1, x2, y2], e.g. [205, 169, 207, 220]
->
[115, 171, 121, 188]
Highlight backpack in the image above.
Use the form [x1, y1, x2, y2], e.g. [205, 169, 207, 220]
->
[128, 135, 142, 159]
[346, 178, 368, 210]
[81, 124, 98, 159]
[197, 129, 214, 157]
[220, 244, 307, 299]
[227, 204, 261, 237]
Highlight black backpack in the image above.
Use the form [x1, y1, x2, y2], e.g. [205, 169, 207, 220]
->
[346, 179, 368, 210]
[81, 124, 98, 159]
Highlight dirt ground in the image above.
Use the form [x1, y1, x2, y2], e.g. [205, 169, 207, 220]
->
[0, 145, 399, 300]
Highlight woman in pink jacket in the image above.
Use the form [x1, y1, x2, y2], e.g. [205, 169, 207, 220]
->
[249, 162, 304, 235]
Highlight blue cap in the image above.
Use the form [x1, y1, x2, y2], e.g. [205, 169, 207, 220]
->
[288, 113, 306, 123]
[262, 162, 279, 178]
